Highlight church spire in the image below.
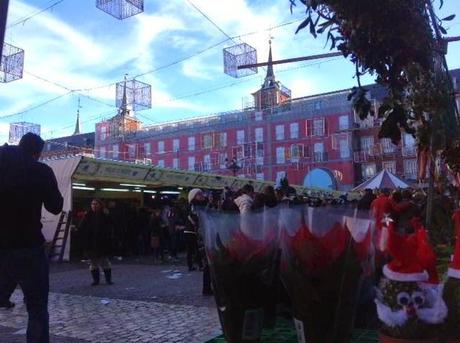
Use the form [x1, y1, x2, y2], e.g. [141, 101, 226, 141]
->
[73, 97, 81, 135]
[118, 74, 129, 117]
[263, 39, 275, 88]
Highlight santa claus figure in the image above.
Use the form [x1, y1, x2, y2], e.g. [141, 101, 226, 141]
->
[443, 208, 460, 343]
[375, 218, 447, 342]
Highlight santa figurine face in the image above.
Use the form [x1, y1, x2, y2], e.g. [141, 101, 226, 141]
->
[380, 279, 427, 317]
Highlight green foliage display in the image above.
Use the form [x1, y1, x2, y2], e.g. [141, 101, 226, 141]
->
[290, 0, 457, 149]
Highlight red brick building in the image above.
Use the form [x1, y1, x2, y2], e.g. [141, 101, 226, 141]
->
[93, 48, 460, 191]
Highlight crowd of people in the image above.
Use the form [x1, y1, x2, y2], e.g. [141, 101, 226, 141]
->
[1, 132, 458, 343]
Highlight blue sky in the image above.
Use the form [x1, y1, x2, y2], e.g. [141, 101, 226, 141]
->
[1, 0, 459, 144]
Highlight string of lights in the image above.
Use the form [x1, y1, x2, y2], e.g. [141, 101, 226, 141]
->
[6, 0, 65, 29]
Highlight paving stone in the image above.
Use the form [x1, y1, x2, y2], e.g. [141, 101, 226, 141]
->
[0, 260, 220, 343]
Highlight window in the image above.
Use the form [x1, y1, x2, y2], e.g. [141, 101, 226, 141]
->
[255, 128, 263, 142]
[381, 138, 394, 154]
[218, 132, 227, 148]
[453, 76, 457, 90]
[157, 160, 165, 168]
[158, 141, 165, 154]
[256, 173, 264, 181]
[290, 122, 299, 139]
[383, 160, 396, 174]
[188, 136, 195, 151]
[203, 134, 213, 149]
[402, 134, 416, 156]
[256, 142, 264, 165]
[203, 154, 211, 172]
[100, 126, 107, 141]
[314, 100, 322, 110]
[339, 115, 349, 130]
[276, 147, 285, 164]
[362, 163, 376, 178]
[255, 111, 263, 121]
[112, 144, 119, 159]
[314, 142, 324, 162]
[313, 118, 325, 136]
[173, 139, 180, 152]
[404, 159, 417, 179]
[173, 158, 179, 169]
[188, 156, 195, 171]
[128, 144, 136, 159]
[99, 146, 106, 159]
[237, 130, 245, 145]
[276, 125, 285, 140]
[291, 144, 303, 162]
[339, 139, 350, 158]
[219, 153, 228, 169]
[360, 136, 374, 150]
[144, 143, 151, 157]
[276, 171, 286, 182]
[403, 133, 415, 147]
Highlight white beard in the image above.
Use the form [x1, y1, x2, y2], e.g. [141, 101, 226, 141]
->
[375, 299, 408, 327]
[416, 284, 448, 324]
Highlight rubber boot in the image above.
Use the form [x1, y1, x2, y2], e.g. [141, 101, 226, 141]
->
[103, 269, 114, 285]
[91, 269, 100, 286]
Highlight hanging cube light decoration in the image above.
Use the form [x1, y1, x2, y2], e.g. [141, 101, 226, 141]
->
[1, 43, 24, 83]
[116, 78, 152, 111]
[223, 42, 257, 78]
[96, 0, 144, 20]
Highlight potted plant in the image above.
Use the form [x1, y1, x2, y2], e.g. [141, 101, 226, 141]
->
[279, 205, 373, 343]
[199, 208, 279, 343]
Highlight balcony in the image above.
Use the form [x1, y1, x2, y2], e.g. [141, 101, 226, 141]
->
[402, 146, 417, 157]
[313, 152, 328, 162]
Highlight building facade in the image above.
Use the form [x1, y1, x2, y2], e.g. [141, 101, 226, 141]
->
[93, 49, 460, 190]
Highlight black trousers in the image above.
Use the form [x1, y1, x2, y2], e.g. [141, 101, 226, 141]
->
[184, 233, 202, 270]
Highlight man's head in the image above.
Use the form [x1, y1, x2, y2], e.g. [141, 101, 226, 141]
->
[90, 198, 104, 213]
[241, 184, 254, 195]
[19, 133, 45, 161]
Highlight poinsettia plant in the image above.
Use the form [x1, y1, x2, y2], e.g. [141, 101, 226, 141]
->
[279, 205, 374, 343]
[290, 0, 458, 161]
[200, 209, 280, 343]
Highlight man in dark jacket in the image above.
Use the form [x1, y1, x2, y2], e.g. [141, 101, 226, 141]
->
[0, 133, 63, 343]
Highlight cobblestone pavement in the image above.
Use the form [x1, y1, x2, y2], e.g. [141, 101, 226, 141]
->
[0, 260, 221, 343]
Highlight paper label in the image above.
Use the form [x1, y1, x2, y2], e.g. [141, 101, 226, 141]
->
[241, 308, 263, 340]
[294, 318, 306, 343]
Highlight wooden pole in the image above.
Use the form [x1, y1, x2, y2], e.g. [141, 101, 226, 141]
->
[237, 51, 342, 70]
[0, 0, 9, 59]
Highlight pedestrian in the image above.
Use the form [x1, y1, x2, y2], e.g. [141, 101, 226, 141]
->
[187, 188, 212, 295]
[0, 274, 17, 308]
[149, 209, 165, 263]
[0, 132, 63, 343]
[79, 199, 115, 286]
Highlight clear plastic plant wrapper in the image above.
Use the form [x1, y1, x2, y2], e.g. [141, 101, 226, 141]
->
[279, 205, 375, 343]
[199, 207, 280, 343]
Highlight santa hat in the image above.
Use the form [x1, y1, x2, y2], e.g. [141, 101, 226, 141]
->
[383, 220, 430, 282]
[448, 209, 460, 279]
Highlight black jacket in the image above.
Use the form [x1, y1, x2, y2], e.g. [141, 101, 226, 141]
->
[80, 210, 114, 258]
[0, 161, 63, 249]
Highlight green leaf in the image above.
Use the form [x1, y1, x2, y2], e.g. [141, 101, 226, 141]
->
[439, 26, 447, 34]
[309, 17, 317, 38]
[295, 18, 310, 34]
[442, 14, 456, 21]
[439, 0, 444, 9]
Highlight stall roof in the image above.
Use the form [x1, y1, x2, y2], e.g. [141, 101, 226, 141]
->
[44, 156, 354, 199]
